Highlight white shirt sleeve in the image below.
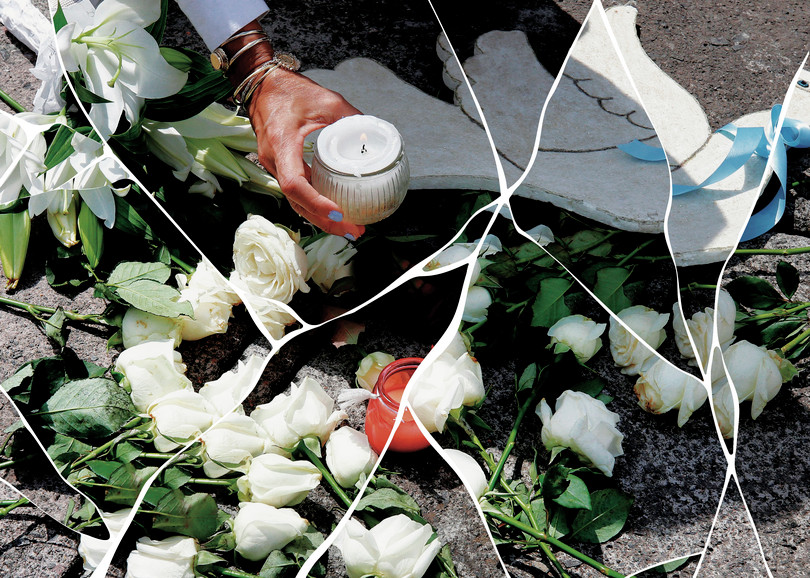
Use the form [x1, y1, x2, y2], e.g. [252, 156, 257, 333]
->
[174, 0, 269, 51]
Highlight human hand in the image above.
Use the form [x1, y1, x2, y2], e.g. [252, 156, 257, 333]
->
[247, 69, 365, 239]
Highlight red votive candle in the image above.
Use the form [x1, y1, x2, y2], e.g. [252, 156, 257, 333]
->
[364, 357, 431, 454]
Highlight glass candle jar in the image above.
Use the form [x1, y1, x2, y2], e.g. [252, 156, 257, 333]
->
[364, 357, 430, 454]
[311, 116, 410, 225]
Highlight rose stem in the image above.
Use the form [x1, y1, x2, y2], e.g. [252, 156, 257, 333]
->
[186, 478, 235, 487]
[0, 90, 25, 113]
[0, 455, 33, 470]
[0, 497, 29, 517]
[70, 418, 148, 469]
[744, 302, 810, 321]
[680, 283, 716, 292]
[0, 296, 115, 326]
[209, 566, 261, 578]
[615, 239, 655, 267]
[486, 390, 540, 493]
[487, 510, 626, 578]
[295, 440, 353, 509]
[782, 326, 810, 355]
[735, 247, 810, 256]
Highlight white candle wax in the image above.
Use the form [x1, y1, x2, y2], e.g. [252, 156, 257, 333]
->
[316, 116, 402, 177]
[311, 115, 410, 225]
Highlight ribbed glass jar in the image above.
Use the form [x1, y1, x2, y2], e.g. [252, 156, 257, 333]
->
[311, 136, 409, 225]
[364, 357, 430, 454]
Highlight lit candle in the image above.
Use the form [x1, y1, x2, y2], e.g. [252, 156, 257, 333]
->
[311, 116, 410, 225]
[364, 357, 430, 454]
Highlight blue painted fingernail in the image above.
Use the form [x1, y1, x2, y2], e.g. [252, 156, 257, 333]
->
[344, 233, 356, 242]
[328, 210, 343, 222]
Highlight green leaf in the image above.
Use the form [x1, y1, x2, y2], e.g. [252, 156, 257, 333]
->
[42, 307, 68, 348]
[114, 280, 193, 318]
[517, 364, 537, 393]
[145, 0, 169, 42]
[106, 463, 159, 505]
[162, 466, 192, 489]
[776, 260, 800, 299]
[42, 124, 76, 171]
[114, 441, 143, 463]
[52, 2, 67, 30]
[152, 490, 223, 541]
[384, 234, 438, 243]
[113, 196, 156, 241]
[569, 378, 605, 398]
[547, 505, 570, 539]
[37, 378, 137, 439]
[531, 278, 573, 327]
[357, 488, 421, 516]
[259, 550, 296, 578]
[78, 201, 104, 269]
[47, 434, 93, 473]
[726, 276, 786, 310]
[563, 230, 611, 255]
[107, 261, 171, 286]
[71, 75, 112, 104]
[88, 459, 122, 480]
[194, 550, 226, 569]
[759, 320, 807, 348]
[593, 267, 632, 312]
[552, 475, 591, 510]
[541, 464, 571, 500]
[651, 555, 694, 573]
[569, 488, 633, 543]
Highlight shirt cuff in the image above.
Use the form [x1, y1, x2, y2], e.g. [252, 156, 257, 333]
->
[175, 0, 269, 51]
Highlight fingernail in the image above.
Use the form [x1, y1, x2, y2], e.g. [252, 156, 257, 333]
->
[328, 210, 343, 222]
[344, 233, 356, 242]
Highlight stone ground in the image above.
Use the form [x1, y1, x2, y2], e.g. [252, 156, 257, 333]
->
[2, 1, 810, 577]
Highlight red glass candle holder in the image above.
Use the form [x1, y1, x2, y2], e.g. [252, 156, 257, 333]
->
[364, 357, 431, 454]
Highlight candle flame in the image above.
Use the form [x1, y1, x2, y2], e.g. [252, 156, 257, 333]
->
[360, 133, 368, 141]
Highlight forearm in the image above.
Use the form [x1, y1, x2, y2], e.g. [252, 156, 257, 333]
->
[174, 0, 269, 51]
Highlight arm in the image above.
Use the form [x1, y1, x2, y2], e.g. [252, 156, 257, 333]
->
[210, 21, 365, 239]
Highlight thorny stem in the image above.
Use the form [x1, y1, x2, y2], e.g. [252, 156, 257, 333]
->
[0, 296, 115, 326]
[0, 497, 29, 517]
[782, 326, 810, 355]
[70, 417, 148, 469]
[210, 568, 261, 578]
[487, 510, 626, 578]
[743, 302, 810, 321]
[486, 390, 540, 493]
[72, 516, 102, 531]
[680, 283, 716, 292]
[187, 478, 235, 487]
[0, 455, 34, 470]
[540, 542, 571, 578]
[170, 253, 195, 275]
[0, 89, 25, 113]
[735, 246, 810, 256]
[615, 239, 655, 267]
[295, 440, 353, 509]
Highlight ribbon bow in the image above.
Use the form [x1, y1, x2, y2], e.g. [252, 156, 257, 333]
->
[619, 105, 810, 241]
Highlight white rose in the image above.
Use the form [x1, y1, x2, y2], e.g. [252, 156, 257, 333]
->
[634, 358, 708, 427]
[121, 308, 183, 349]
[547, 315, 606, 363]
[673, 290, 736, 372]
[711, 376, 736, 439]
[231, 215, 309, 303]
[233, 502, 308, 561]
[232, 280, 298, 340]
[148, 390, 217, 452]
[524, 224, 554, 246]
[251, 376, 347, 449]
[305, 234, 357, 292]
[201, 412, 275, 478]
[463, 286, 492, 323]
[124, 535, 198, 578]
[608, 305, 669, 375]
[236, 453, 321, 507]
[114, 340, 192, 412]
[325, 427, 378, 488]
[356, 352, 395, 391]
[79, 508, 132, 572]
[443, 448, 487, 500]
[336, 515, 442, 578]
[425, 244, 481, 288]
[409, 346, 484, 434]
[176, 259, 241, 341]
[723, 340, 784, 419]
[537, 390, 624, 477]
[199, 355, 266, 417]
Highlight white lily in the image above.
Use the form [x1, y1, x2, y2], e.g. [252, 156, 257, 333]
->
[57, 0, 187, 138]
[29, 132, 129, 227]
[0, 111, 56, 204]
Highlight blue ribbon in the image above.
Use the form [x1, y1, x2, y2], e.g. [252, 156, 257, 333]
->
[619, 105, 810, 241]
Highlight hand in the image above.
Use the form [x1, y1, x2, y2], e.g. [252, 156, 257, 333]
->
[247, 69, 365, 239]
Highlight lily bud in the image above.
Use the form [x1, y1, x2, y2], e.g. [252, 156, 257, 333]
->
[0, 208, 30, 289]
[46, 190, 78, 247]
[77, 199, 104, 269]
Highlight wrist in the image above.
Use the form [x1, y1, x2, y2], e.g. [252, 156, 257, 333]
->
[212, 22, 275, 89]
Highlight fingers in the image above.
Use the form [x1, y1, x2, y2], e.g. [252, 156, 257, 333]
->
[288, 196, 365, 239]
